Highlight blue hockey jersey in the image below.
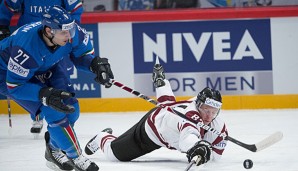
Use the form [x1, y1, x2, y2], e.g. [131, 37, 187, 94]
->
[0, 0, 83, 26]
[0, 21, 94, 102]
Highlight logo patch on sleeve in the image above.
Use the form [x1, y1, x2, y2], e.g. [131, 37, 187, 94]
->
[8, 58, 29, 77]
[68, 0, 77, 5]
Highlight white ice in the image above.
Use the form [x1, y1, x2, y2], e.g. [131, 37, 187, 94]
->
[0, 109, 297, 171]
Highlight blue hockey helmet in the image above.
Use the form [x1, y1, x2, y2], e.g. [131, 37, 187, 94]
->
[42, 6, 76, 37]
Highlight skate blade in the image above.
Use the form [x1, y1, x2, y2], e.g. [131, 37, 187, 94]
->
[46, 161, 65, 171]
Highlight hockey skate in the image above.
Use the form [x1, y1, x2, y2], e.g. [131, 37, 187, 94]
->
[70, 154, 99, 171]
[44, 132, 74, 171]
[85, 128, 113, 155]
[30, 120, 43, 139]
[152, 57, 165, 88]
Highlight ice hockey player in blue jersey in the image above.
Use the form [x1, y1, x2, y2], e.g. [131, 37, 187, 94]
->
[0, 6, 113, 171]
[0, 0, 83, 136]
[0, 0, 83, 32]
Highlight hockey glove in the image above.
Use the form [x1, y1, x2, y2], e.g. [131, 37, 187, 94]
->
[39, 87, 75, 113]
[0, 25, 10, 41]
[152, 64, 165, 88]
[90, 57, 114, 88]
[186, 140, 212, 166]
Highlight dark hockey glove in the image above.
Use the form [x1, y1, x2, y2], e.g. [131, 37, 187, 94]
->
[0, 25, 11, 41]
[186, 140, 212, 166]
[39, 87, 75, 113]
[152, 63, 165, 88]
[90, 57, 114, 88]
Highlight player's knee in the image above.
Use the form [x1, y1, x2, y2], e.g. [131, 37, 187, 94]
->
[67, 102, 80, 124]
[48, 117, 70, 128]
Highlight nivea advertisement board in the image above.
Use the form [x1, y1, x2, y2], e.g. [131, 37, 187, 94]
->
[132, 19, 273, 95]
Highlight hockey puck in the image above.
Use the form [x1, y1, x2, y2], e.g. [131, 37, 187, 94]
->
[243, 159, 253, 169]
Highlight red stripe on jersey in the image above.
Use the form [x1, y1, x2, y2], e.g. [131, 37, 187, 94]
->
[71, 2, 83, 13]
[4, 1, 15, 13]
[147, 108, 171, 148]
[165, 106, 174, 113]
[177, 123, 182, 132]
[212, 147, 224, 155]
[162, 100, 192, 107]
[212, 124, 227, 145]
[177, 123, 180, 131]
[157, 95, 176, 103]
[181, 123, 197, 131]
[199, 127, 205, 138]
[7, 85, 15, 89]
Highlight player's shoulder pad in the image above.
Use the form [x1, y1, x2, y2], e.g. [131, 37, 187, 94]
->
[72, 23, 90, 46]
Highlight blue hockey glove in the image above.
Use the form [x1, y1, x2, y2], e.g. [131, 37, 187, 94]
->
[39, 87, 75, 113]
[186, 140, 212, 166]
[90, 57, 114, 88]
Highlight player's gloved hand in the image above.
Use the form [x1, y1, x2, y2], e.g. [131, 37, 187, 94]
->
[0, 25, 11, 41]
[186, 140, 212, 166]
[152, 63, 165, 88]
[90, 57, 114, 88]
[39, 87, 75, 113]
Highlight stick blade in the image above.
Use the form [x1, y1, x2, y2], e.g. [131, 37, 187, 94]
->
[255, 131, 283, 152]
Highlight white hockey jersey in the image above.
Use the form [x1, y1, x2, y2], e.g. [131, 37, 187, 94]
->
[144, 80, 228, 160]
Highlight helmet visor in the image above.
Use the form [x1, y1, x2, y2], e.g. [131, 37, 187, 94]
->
[198, 103, 220, 117]
[204, 98, 222, 109]
[52, 20, 76, 38]
[196, 98, 222, 118]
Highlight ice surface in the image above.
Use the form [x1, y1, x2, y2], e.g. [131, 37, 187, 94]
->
[0, 109, 297, 171]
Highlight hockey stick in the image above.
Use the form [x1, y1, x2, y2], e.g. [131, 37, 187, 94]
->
[111, 79, 283, 152]
[7, 97, 13, 135]
[184, 156, 201, 171]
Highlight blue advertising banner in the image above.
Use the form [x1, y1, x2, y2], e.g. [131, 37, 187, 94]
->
[132, 19, 273, 95]
[0, 94, 5, 100]
[133, 19, 272, 73]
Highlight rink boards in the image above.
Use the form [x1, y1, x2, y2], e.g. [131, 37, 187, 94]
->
[1, 6, 298, 113]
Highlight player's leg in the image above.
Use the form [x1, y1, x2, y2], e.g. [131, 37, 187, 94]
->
[43, 101, 99, 171]
[30, 112, 44, 135]
[44, 130, 74, 171]
[41, 60, 99, 170]
[85, 108, 161, 162]
[110, 109, 161, 161]
[0, 91, 73, 171]
[85, 128, 118, 161]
